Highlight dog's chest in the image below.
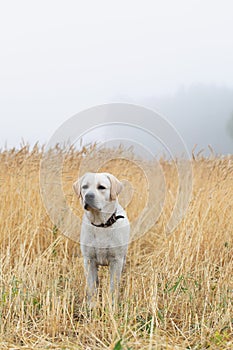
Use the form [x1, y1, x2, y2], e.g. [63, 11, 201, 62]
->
[81, 232, 119, 266]
[82, 226, 117, 248]
[80, 222, 129, 266]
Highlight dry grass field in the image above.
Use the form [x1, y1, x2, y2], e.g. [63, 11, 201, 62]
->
[0, 145, 232, 349]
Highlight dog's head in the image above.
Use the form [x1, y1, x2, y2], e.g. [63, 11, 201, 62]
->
[73, 172, 122, 212]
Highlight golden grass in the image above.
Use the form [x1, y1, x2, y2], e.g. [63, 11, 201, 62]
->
[0, 145, 232, 349]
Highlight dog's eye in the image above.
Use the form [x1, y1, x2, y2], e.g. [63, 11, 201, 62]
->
[97, 185, 106, 190]
[82, 185, 88, 190]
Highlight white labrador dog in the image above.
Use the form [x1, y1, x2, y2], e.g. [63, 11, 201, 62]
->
[73, 172, 130, 304]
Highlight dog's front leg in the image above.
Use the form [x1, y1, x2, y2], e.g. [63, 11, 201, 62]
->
[109, 257, 124, 304]
[83, 258, 99, 305]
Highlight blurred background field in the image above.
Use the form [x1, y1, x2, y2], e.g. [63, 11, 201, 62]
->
[0, 145, 232, 349]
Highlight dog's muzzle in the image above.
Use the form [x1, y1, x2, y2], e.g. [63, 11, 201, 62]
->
[84, 192, 99, 210]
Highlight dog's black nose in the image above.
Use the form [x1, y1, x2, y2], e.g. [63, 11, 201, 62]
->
[85, 192, 95, 201]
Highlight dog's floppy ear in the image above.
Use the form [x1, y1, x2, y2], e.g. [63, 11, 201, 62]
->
[73, 179, 81, 197]
[73, 177, 83, 198]
[105, 173, 123, 200]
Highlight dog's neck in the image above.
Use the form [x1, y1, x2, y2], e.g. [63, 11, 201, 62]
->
[84, 201, 119, 226]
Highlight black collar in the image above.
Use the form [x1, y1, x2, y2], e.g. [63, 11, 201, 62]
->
[91, 211, 125, 228]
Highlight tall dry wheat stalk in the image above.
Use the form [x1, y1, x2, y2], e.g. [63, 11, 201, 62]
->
[0, 145, 232, 349]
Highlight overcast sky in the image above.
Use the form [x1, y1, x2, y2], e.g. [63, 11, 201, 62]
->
[0, 0, 233, 154]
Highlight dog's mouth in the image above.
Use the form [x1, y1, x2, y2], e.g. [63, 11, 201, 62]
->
[84, 202, 101, 211]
